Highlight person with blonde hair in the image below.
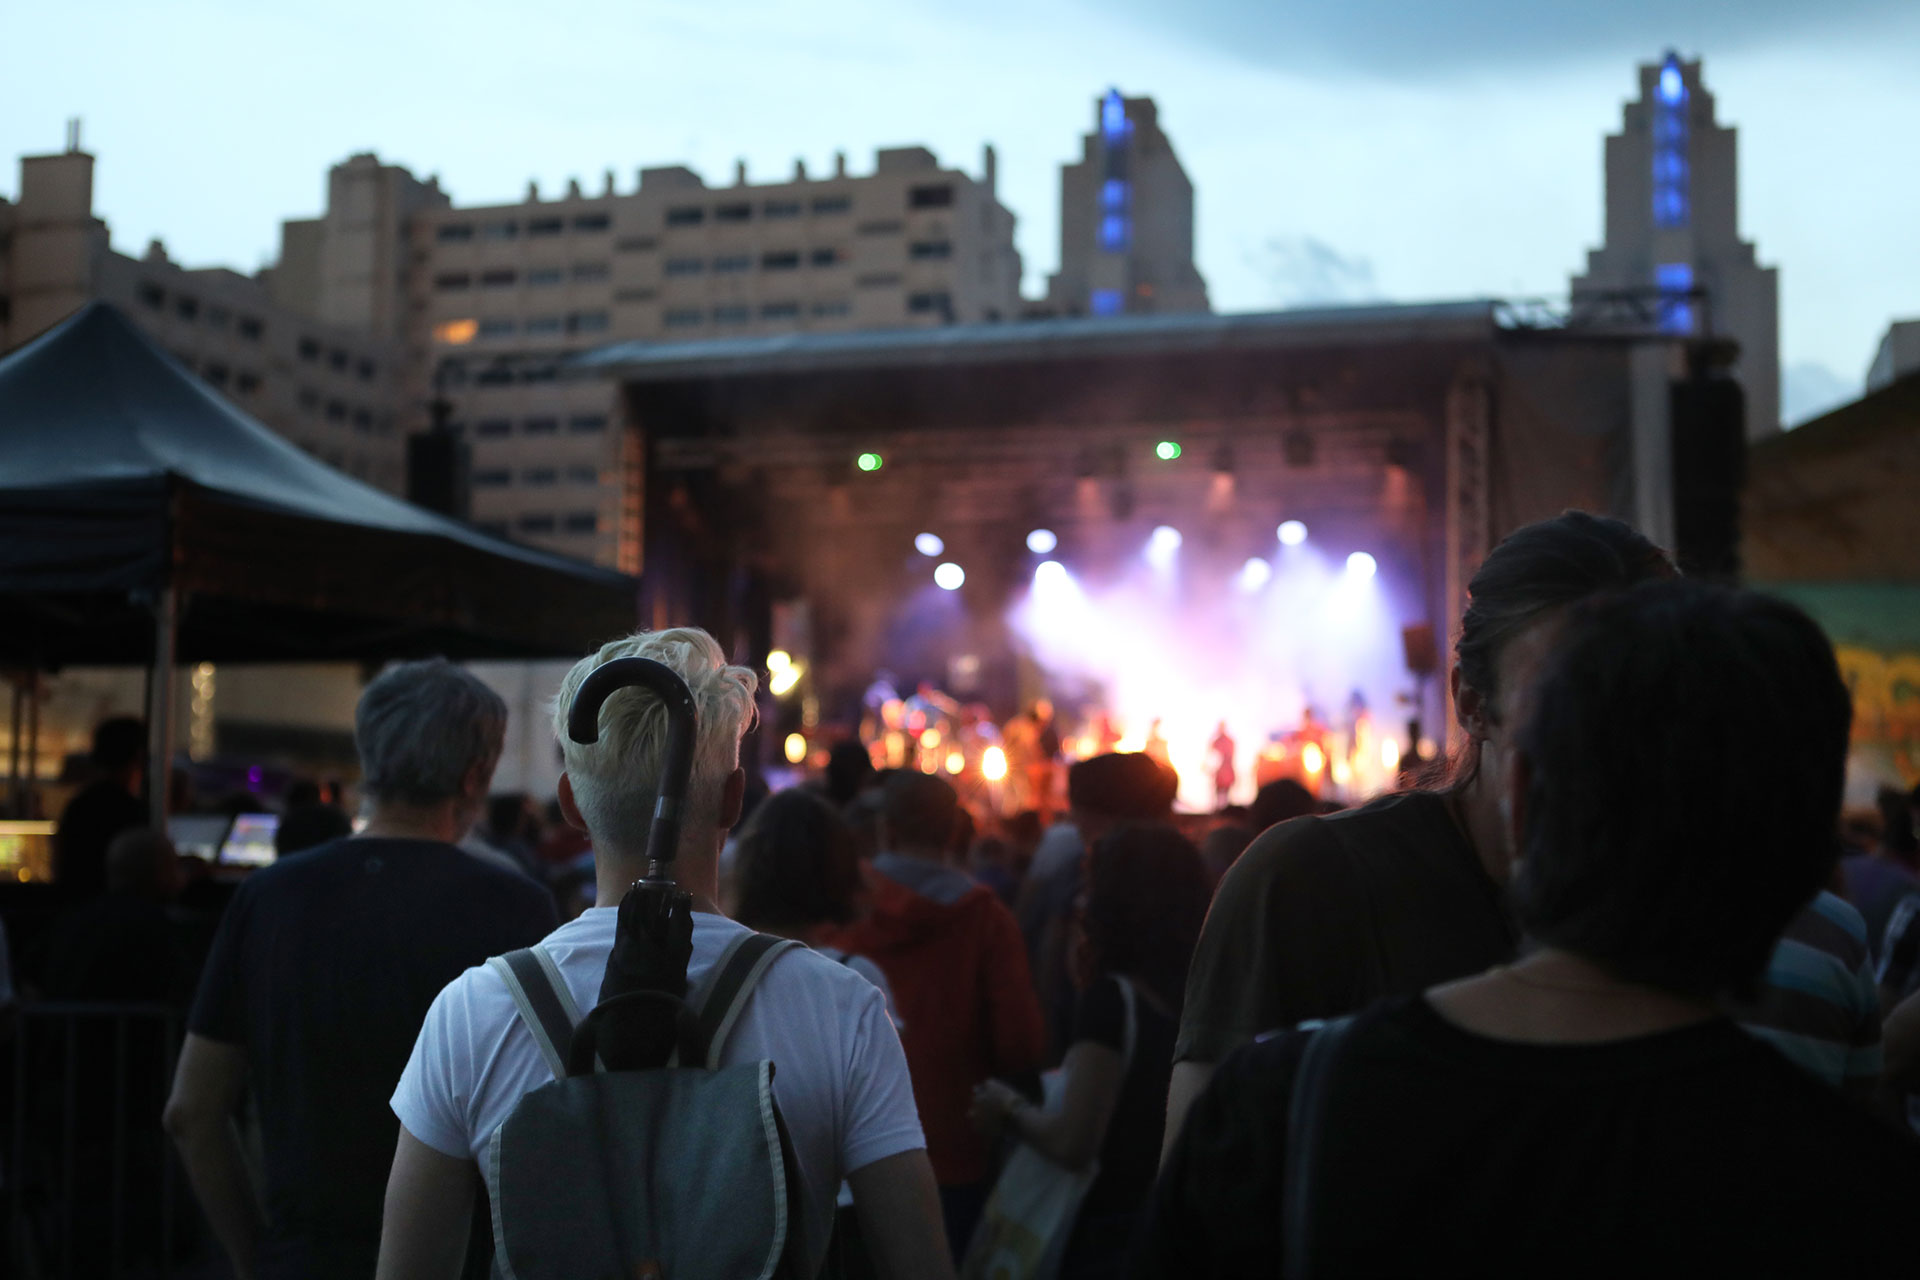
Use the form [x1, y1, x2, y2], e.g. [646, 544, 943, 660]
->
[380, 629, 952, 1280]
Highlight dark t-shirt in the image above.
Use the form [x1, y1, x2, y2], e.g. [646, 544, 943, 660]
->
[1137, 996, 1920, 1278]
[1175, 790, 1516, 1063]
[54, 780, 148, 900]
[188, 837, 557, 1280]
[1071, 974, 1177, 1225]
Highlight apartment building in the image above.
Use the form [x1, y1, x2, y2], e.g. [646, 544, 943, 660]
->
[0, 145, 405, 489]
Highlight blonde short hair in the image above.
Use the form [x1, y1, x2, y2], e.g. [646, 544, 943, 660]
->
[551, 629, 758, 861]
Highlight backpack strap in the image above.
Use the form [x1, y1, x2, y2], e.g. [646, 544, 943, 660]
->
[488, 946, 581, 1081]
[684, 932, 800, 1069]
[1282, 1014, 1357, 1280]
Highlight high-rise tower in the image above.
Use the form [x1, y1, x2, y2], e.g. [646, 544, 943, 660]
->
[1047, 90, 1209, 317]
[1573, 52, 1779, 437]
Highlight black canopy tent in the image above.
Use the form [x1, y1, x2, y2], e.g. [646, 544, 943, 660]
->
[0, 302, 639, 819]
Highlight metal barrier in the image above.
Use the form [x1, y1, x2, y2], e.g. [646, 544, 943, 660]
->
[6, 1001, 185, 1279]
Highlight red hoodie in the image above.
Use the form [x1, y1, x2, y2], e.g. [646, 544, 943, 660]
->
[824, 860, 1046, 1186]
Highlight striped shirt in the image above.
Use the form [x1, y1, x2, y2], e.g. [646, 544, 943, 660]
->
[1732, 890, 1883, 1091]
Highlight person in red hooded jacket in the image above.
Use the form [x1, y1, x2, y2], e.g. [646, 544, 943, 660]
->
[824, 770, 1046, 1262]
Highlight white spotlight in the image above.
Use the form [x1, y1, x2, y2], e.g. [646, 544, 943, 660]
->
[1026, 528, 1058, 554]
[914, 532, 944, 557]
[1278, 520, 1308, 546]
[934, 562, 966, 591]
[1346, 551, 1377, 579]
[1035, 559, 1068, 584]
[1146, 525, 1182, 569]
[1238, 557, 1273, 592]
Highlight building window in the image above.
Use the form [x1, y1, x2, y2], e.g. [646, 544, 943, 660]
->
[614, 287, 658, 303]
[567, 465, 600, 484]
[476, 419, 512, 438]
[564, 511, 599, 533]
[479, 316, 517, 338]
[526, 315, 564, 336]
[325, 400, 347, 422]
[760, 301, 801, 320]
[237, 315, 264, 340]
[569, 311, 610, 334]
[480, 268, 518, 288]
[483, 221, 519, 240]
[572, 262, 611, 282]
[137, 282, 166, 310]
[811, 195, 851, 216]
[436, 223, 475, 243]
[329, 350, 349, 371]
[764, 199, 802, 219]
[356, 358, 376, 380]
[909, 183, 954, 209]
[909, 240, 952, 261]
[521, 362, 559, 383]
[857, 272, 903, 288]
[527, 266, 565, 286]
[298, 337, 321, 361]
[664, 257, 705, 277]
[713, 254, 752, 274]
[1100, 214, 1129, 252]
[236, 371, 260, 393]
[523, 416, 560, 435]
[352, 408, 373, 431]
[664, 308, 704, 328]
[616, 235, 657, 252]
[665, 206, 705, 227]
[476, 364, 515, 386]
[473, 468, 511, 487]
[528, 216, 565, 236]
[202, 362, 229, 387]
[762, 250, 801, 271]
[518, 514, 556, 534]
[714, 203, 752, 224]
[1090, 288, 1123, 316]
[858, 219, 904, 236]
[810, 247, 842, 267]
[435, 272, 472, 291]
[524, 467, 558, 486]
[573, 212, 611, 232]
[712, 304, 750, 325]
[476, 520, 510, 537]
[569, 413, 610, 433]
[908, 291, 952, 317]
[176, 296, 200, 321]
[811, 299, 851, 317]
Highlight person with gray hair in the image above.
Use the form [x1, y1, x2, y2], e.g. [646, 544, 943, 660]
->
[382, 629, 954, 1280]
[166, 657, 557, 1280]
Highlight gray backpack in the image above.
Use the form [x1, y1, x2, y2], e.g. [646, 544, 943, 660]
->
[483, 931, 807, 1280]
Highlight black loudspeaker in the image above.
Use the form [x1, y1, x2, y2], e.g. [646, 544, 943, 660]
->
[407, 430, 471, 519]
[1669, 372, 1746, 582]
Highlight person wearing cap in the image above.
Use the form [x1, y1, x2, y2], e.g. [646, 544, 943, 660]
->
[821, 770, 1046, 1261]
[1019, 753, 1182, 1057]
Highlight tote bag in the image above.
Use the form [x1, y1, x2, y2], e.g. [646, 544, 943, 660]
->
[961, 976, 1138, 1280]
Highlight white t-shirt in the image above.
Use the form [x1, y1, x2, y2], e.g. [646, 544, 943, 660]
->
[391, 908, 925, 1276]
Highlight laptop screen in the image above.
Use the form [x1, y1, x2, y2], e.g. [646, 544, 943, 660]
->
[218, 813, 279, 868]
[166, 814, 234, 862]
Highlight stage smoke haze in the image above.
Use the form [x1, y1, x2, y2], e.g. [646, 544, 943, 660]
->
[1008, 538, 1414, 810]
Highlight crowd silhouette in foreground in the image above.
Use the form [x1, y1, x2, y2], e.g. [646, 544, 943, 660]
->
[7, 509, 1920, 1278]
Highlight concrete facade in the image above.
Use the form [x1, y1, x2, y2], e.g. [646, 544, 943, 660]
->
[1572, 52, 1779, 439]
[1047, 91, 1208, 317]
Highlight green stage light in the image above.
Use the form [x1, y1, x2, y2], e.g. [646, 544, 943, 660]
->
[857, 452, 884, 472]
[1154, 440, 1182, 461]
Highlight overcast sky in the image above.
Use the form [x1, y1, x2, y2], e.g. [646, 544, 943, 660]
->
[5, 0, 1916, 421]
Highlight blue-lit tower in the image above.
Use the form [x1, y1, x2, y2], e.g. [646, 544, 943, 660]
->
[1047, 90, 1209, 318]
[1573, 51, 1779, 436]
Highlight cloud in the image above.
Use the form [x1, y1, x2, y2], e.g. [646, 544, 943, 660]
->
[1086, 0, 1910, 76]
[1246, 236, 1383, 309]
[1781, 361, 1861, 428]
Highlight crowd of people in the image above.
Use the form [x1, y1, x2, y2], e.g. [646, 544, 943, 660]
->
[4, 508, 1920, 1277]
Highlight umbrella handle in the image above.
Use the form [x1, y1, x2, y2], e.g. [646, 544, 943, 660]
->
[566, 657, 698, 875]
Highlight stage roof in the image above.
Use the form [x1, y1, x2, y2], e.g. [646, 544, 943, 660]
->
[573, 301, 1504, 382]
[0, 302, 638, 664]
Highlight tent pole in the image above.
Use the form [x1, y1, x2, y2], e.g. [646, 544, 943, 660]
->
[147, 585, 178, 829]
